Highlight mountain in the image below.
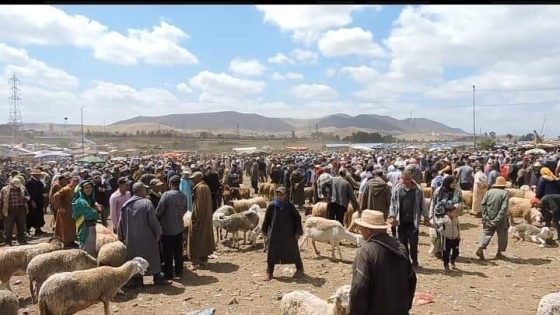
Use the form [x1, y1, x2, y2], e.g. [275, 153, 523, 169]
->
[112, 111, 294, 133]
[111, 111, 467, 135]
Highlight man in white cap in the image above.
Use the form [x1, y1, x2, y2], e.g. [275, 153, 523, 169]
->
[476, 176, 509, 260]
[0, 177, 31, 245]
[348, 210, 416, 314]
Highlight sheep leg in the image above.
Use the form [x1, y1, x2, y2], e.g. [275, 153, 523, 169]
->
[103, 300, 110, 315]
[311, 239, 320, 256]
[243, 231, 247, 245]
[337, 242, 343, 261]
[330, 235, 336, 259]
[298, 234, 308, 251]
[29, 279, 35, 304]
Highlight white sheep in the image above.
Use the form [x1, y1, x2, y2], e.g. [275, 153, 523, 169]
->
[27, 249, 98, 303]
[212, 205, 236, 241]
[246, 204, 268, 251]
[38, 257, 149, 315]
[97, 241, 127, 267]
[280, 284, 351, 315]
[299, 217, 364, 261]
[214, 206, 260, 248]
[95, 224, 119, 254]
[0, 289, 19, 315]
[0, 238, 64, 291]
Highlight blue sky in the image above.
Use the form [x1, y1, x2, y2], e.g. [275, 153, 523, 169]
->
[1, 5, 560, 135]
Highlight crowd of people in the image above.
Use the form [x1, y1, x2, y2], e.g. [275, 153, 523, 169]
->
[1, 147, 559, 313]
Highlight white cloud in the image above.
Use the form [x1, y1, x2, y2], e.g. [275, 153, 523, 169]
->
[228, 58, 266, 76]
[293, 83, 338, 100]
[291, 49, 318, 63]
[0, 6, 198, 66]
[340, 66, 379, 83]
[326, 68, 337, 77]
[176, 82, 193, 94]
[272, 72, 304, 80]
[267, 53, 294, 65]
[318, 27, 386, 57]
[0, 43, 79, 90]
[256, 5, 380, 44]
[189, 71, 266, 97]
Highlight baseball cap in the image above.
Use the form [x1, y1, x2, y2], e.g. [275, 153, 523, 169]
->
[169, 175, 181, 184]
[118, 177, 131, 185]
[276, 186, 287, 194]
[132, 181, 148, 193]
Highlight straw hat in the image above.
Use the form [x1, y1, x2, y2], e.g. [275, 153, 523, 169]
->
[493, 176, 507, 188]
[354, 210, 388, 230]
[30, 169, 43, 176]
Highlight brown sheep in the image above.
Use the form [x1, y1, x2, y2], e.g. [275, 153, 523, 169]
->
[508, 197, 543, 226]
[311, 202, 328, 218]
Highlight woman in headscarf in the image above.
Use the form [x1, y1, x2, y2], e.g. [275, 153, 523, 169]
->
[472, 166, 488, 217]
[72, 180, 100, 256]
[536, 167, 560, 199]
[429, 175, 463, 259]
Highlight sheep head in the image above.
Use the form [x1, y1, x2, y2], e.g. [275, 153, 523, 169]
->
[131, 257, 149, 275]
[327, 284, 351, 311]
[530, 208, 544, 227]
[47, 236, 65, 249]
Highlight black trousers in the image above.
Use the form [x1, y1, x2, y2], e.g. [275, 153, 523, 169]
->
[251, 178, 259, 194]
[327, 202, 346, 225]
[161, 233, 184, 279]
[211, 192, 219, 212]
[442, 238, 460, 266]
[397, 221, 419, 264]
[4, 207, 26, 243]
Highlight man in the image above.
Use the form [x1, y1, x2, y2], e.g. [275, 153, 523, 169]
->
[204, 165, 222, 211]
[250, 158, 260, 195]
[261, 187, 304, 281]
[322, 169, 359, 225]
[25, 169, 46, 235]
[147, 178, 164, 208]
[156, 175, 188, 280]
[361, 171, 394, 236]
[388, 169, 427, 267]
[348, 210, 416, 315]
[225, 163, 242, 188]
[476, 176, 510, 260]
[456, 161, 474, 191]
[109, 177, 131, 233]
[91, 171, 110, 227]
[316, 166, 333, 202]
[118, 182, 169, 286]
[52, 175, 80, 248]
[0, 178, 30, 245]
[536, 194, 560, 240]
[270, 164, 284, 184]
[180, 169, 193, 212]
[188, 171, 215, 269]
[289, 166, 305, 209]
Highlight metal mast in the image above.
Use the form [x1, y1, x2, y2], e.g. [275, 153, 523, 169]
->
[8, 73, 23, 144]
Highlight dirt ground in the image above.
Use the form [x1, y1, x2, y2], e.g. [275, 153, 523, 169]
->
[3, 212, 559, 315]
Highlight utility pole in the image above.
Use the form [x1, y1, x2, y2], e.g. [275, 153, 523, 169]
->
[8, 73, 23, 144]
[473, 84, 476, 150]
[81, 106, 85, 156]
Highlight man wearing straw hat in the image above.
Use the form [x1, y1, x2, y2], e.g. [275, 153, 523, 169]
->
[348, 210, 416, 315]
[476, 176, 510, 260]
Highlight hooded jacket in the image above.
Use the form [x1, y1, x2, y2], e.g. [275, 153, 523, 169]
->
[361, 177, 391, 218]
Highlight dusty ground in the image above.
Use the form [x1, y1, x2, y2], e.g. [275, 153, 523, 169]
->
[3, 213, 559, 315]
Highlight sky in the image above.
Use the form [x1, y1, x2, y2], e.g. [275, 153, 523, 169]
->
[1, 5, 560, 135]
